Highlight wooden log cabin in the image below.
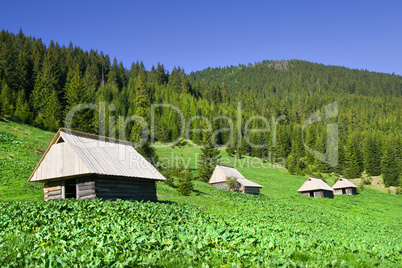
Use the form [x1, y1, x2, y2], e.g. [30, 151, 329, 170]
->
[297, 177, 334, 198]
[209, 165, 263, 195]
[29, 128, 166, 201]
[332, 177, 357, 195]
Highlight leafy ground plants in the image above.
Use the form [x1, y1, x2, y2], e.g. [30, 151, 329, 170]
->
[1, 120, 402, 267]
[1, 192, 401, 267]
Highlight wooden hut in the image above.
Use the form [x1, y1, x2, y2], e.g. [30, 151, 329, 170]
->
[297, 177, 334, 198]
[209, 165, 263, 195]
[29, 128, 166, 201]
[332, 177, 357, 195]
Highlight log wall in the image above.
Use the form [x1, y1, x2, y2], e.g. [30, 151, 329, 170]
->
[44, 180, 63, 201]
[345, 188, 357, 195]
[300, 190, 333, 198]
[334, 189, 343, 195]
[210, 182, 229, 190]
[313, 190, 324, 198]
[76, 177, 96, 200]
[95, 176, 157, 201]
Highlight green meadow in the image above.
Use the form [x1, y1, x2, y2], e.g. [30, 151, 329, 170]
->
[0, 118, 401, 267]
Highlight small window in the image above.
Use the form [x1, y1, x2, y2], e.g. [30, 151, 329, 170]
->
[56, 137, 65, 143]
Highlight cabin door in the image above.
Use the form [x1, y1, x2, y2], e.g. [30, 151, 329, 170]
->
[64, 179, 77, 199]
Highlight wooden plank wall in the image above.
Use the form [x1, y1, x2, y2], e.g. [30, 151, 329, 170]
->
[345, 188, 356, 195]
[244, 187, 260, 195]
[313, 191, 323, 198]
[44, 180, 63, 201]
[334, 189, 343, 195]
[95, 176, 157, 201]
[76, 177, 96, 200]
[210, 182, 229, 190]
[31, 142, 90, 182]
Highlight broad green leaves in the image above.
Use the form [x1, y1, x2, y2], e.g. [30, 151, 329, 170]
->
[0, 196, 401, 267]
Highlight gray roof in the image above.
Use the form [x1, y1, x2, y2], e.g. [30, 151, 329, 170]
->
[218, 165, 246, 180]
[332, 177, 357, 189]
[209, 165, 263, 188]
[297, 177, 333, 192]
[236, 178, 263, 188]
[29, 128, 166, 182]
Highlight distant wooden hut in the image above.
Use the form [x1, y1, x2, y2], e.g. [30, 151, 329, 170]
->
[209, 165, 263, 195]
[332, 177, 357, 195]
[297, 177, 334, 198]
[29, 128, 166, 201]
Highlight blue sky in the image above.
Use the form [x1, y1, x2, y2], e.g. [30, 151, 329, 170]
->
[1, 0, 401, 75]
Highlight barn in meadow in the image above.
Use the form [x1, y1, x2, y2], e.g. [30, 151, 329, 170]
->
[332, 177, 357, 195]
[297, 177, 334, 198]
[209, 165, 263, 195]
[29, 128, 166, 201]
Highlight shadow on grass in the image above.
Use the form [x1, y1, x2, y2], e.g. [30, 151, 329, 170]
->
[158, 200, 177, 205]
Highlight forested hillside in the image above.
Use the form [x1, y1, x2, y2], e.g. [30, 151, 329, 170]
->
[0, 29, 401, 186]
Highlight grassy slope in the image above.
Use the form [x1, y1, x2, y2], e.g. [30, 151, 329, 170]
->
[155, 144, 402, 225]
[1, 118, 401, 223]
[1, 119, 402, 266]
[0, 117, 54, 201]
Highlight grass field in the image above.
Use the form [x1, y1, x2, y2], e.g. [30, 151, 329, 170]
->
[0, 118, 401, 267]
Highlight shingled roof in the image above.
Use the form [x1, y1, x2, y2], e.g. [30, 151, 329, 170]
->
[332, 177, 357, 189]
[209, 165, 263, 188]
[297, 177, 333, 192]
[29, 128, 166, 182]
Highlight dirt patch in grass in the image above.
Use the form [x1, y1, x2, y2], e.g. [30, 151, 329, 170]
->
[351, 176, 397, 194]
[33, 149, 44, 155]
[0, 116, 9, 123]
[10, 127, 32, 135]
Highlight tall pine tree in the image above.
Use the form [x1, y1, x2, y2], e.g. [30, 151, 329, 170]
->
[381, 138, 400, 187]
[131, 73, 158, 163]
[344, 135, 363, 179]
[197, 134, 221, 182]
[364, 135, 381, 176]
[64, 64, 95, 132]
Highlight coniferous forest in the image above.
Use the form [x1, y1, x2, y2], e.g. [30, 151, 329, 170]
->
[0, 29, 401, 186]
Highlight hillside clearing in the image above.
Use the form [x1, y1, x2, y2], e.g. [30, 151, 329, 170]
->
[0, 120, 401, 267]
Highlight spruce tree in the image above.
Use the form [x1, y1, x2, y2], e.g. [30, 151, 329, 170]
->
[364, 135, 381, 176]
[381, 139, 399, 187]
[305, 126, 316, 164]
[64, 64, 95, 132]
[197, 134, 221, 182]
[41, 41, 60, 93]
[344, 136, 362, 179]
[315, 129, 332, 173]
[131, 73, 158, 163]
[287, 153, 297, 175]
[177, 169, 194, 196]
[0, 81, 14, 115]
[30, 74, 45, 115]
[180, 70, 191, 94]
[156, 63, 167, 85]
[277, 125, 291, 158]
[336, 141, 346, 174]
[221, 83, 230, 103]
[168, 67, 180, 91]
[43, 90, 62, 131]
[14, 90, 31, 123]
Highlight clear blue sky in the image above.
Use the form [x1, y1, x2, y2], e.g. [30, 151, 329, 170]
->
[1, 0, 401, 75]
